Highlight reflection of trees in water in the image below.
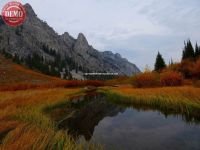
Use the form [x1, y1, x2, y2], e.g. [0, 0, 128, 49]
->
[110, 97, 200, 124]
[58, 93, 125, 141]
[53, 92, 200, 141]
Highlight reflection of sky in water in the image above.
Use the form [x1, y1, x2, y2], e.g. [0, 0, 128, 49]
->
[55, 93, 200, 150]
[92, 109, 200, 150]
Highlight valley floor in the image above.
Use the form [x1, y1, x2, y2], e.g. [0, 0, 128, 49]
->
[0, 85, 200, 149]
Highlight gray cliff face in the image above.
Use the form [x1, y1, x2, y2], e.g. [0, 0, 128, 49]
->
[61, 32, 75, 49]
[0, 3, 140, 77]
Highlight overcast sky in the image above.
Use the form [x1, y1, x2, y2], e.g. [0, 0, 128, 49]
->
[1, 0, 200, 70]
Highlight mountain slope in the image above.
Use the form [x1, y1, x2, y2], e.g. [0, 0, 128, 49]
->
[0, 54, 61, 85]
[0, 3, 140, 79]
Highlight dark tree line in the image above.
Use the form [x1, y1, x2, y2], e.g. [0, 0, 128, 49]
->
[1, 49, 12, 59]
[182, 40, 200, 60]
[42, 44, 56, 56]
[154, 40, 200, 72]
[25, 53, 49, 73]
[0, 49, 67, 78]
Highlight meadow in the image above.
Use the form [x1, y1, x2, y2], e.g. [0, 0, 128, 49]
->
[0, 83, 200, 149]
[0, 54, 200, 149]
[0, 88, 102, 150]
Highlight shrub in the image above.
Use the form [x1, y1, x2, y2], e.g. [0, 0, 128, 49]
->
[160, 71, 183, 86]
[132, 72, 160, 88]
[167, 63, 181, 72]
[84, 80, 104, 87]
[193, 80, 200, 88]
[165, 58, 200, 80]
[192, 59, 200, 79]
[178, 59, 195, 78]
[0, 80, 104, 91]
[63, 80, 104, 88]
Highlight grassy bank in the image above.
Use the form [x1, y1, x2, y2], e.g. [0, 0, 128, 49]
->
[1, 85, 200, 149]
[0, 88, 102, 150]
[101, 86, 200, 122]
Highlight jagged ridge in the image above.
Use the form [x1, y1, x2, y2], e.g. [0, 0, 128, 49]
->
[0, 3, 140, 79]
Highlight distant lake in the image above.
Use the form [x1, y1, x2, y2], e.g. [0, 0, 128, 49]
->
[51, 93, 200, 150]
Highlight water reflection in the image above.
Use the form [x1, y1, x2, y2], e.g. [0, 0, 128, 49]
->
[50, 93, 200, 150]
[54, 93, 125, 140]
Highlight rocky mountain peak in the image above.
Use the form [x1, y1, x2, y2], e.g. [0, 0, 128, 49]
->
[74, 33, 90, 53]
[24, 3, 36, 17]
[77, 33, 88, 45]
[62, 32, 74, 40]
[62, 32, 70, 37]
[61, 32, 75, 48]
[115, 53, 122, 58]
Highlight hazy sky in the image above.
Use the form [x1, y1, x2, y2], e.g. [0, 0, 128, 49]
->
[1, 0, 200, 70]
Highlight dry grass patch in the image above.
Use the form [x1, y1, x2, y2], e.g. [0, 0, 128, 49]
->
[0, 88, 102, 150]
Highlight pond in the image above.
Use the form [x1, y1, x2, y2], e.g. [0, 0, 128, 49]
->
[50, 93, 200, 150]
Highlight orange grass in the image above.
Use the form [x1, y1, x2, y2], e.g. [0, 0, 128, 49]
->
[0, 55, 104, 92]
[104, 86, 200, 104]
[0, 80, 104, 91]
[0, 88, 102, 149]
[101, 86, 200, 121]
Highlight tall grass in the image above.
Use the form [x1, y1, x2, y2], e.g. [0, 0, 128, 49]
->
[1, 124, 102, 150]
[101, 86, 200, 122]
[0, 88, 103, 150]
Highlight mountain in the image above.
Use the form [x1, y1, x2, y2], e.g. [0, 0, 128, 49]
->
[0, 3, 140, 79]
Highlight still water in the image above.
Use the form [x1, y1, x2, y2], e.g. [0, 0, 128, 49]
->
[51, 93, 200, 150]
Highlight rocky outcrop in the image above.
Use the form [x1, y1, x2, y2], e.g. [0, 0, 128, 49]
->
[0, 3, 140, 78]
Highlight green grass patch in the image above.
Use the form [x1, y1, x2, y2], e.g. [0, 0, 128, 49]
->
[101, 90, 200, 123]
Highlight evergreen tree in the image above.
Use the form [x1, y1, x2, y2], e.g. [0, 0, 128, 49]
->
[42, 44, 56, 56]
[198, 46, 200, 57]
[182, 41, 187, 60]
[13, 54, 21, 64]
[194, 43, 200, 58]
[195, 43, 199, 58]
[182, 40, 195, 60]
[154, 52, 166, 71]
